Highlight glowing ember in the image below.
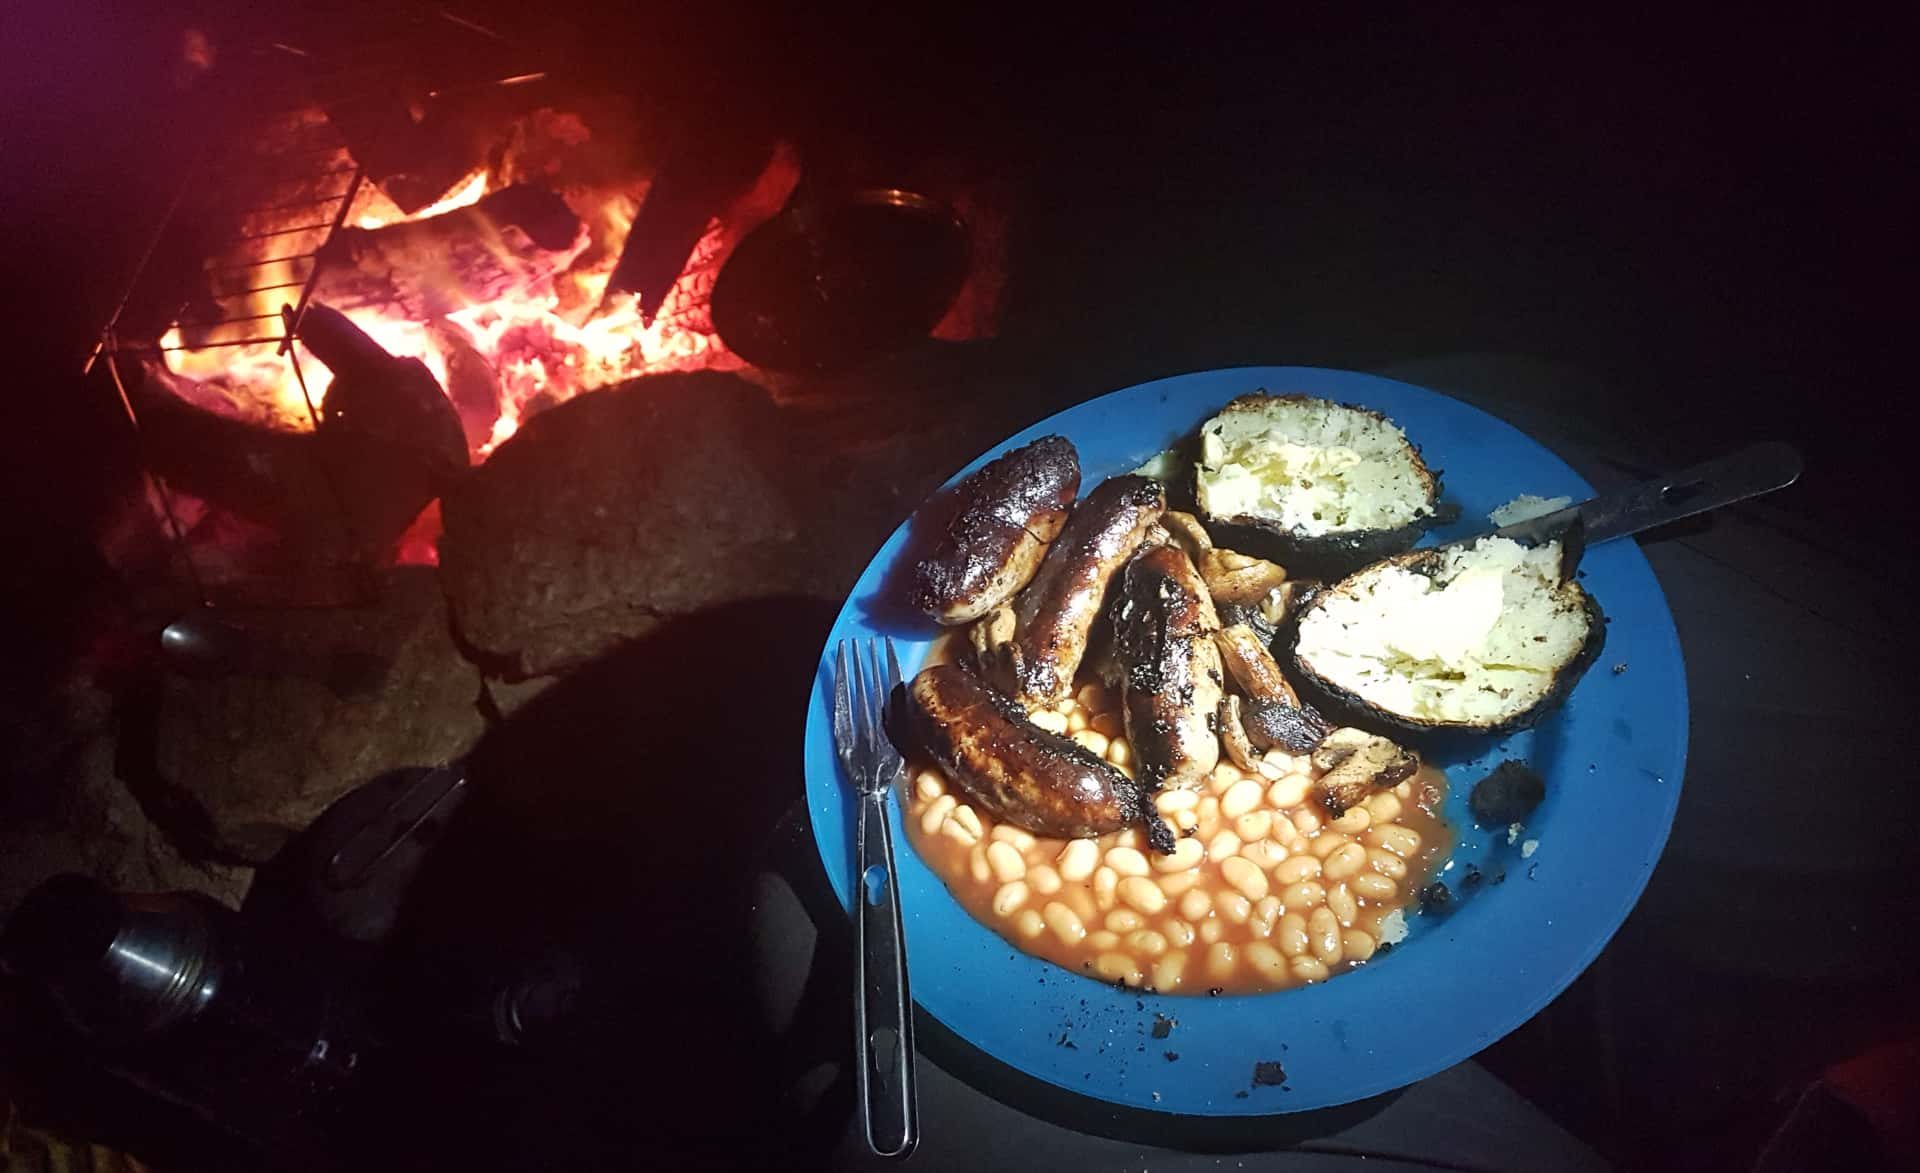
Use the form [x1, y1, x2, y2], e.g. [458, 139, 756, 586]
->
[152, 107, 787, 456]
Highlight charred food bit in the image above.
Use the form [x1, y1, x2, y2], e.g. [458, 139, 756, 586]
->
[1009, 476, 1167, 708]
[1290, 535, 1605, 736]
[909, 435, 1081, 625]
[1240, 698, 1334, 756]
[1195, 394, 1441, 575]
[1113, 545, 1224, 793]
[1468, 760, 1547, 826]
[1310, 727, 1420, 816]
[903, 665, 1154, 840]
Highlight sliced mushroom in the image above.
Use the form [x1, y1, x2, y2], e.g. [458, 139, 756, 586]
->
[1214, 623, 1300, 706]
[1158, 510, 1215, 563]
[1241, 698, 1334, 755]
[967, 604, 1018, 681]
[1199, 546, 1289, 608]
[1217, 695, 1264, 772]
[1310, 727, 1420, 816]
[1259, 579, 1315, 627]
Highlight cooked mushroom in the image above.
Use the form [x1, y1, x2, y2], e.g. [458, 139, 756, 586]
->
[1157, 510, 1215, 563]
[1215, 623, 1301, 706]
[1198, 547, 1289, 608]
[1310, 727, 1420, 816]
[967, 603, 1018, 681]
[1216, 694, 1264, 772]
[1240, 698, 1333, 755]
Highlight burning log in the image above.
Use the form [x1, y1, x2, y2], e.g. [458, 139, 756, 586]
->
[127, 304, 468, 562]
[314, 184, 586, 320]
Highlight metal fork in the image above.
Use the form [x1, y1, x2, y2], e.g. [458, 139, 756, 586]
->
[832, 637, 919, 1159]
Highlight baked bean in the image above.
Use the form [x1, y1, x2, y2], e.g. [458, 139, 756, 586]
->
[1277, 912, 1310, 957]
[1393, 780, 1413, 799]
[1090, 710, 1125, 738]
[987, 842, 1027, 883]
[1199, 918, 1224, 944]
[920, 794, 957, 835]
[968, 845, 991, 884]
[1029, 708, 1069, 735]
[1093, 867, 1119, 910]
[1066, 708, 1089, 734]
[1270, 816, 1300, 846]
[1234, 810, 1273, 842]
[1058, 839, 1099, 882]
[1072, 729, 1110, 758]
[1206, 942, 1238, 981]
[1087, 930, 1120, 951]
[1241, 839, 1289, 871]
[1218, 892, 1253, 924]
[1118, 876, 1168, 915]
[1094, 952, 1140, 983]
[952, 805, 984, 838]
[1366, 825, 1422, 858]
[1352, 873, 1397, 901]
[1364, 792, 1402, 822]
[1064, 886, 1098, 925]
[1105, 908, 1144, 933]
[1179, 888, 1212, 922]
[1173, 809, 1199, 832]
[1165, 919, 1197, 948]
[1330, 806, 1371, 835]
[1105, 846, 1150, 877]
[993, 881, 1030, 918]
[1157, 869, 1201, 897]
[1265, 753, 1302, 776]
[1245, 942, 1289, 984]
[1221, 779, 1265, 819]
[1254, 756, 1286, 781]
[1281, 881, 1327, 912]
[1342, 929, 1376, 962]
[1042, 902, 1087, 944]
[1324, 842, 1368, 881]
[1221, 856, 1270, 901]
[1206, 830, 1242, 862]
[990, 824, 1036, 850]
[1155, 788, 1198, 814]
[940, 814, 981, 846]
[1152, 837, 1204, 873]
[1027, 864, 1062, 896]
[1076, 682, 1113, 711]
[1327, 882, 1358, 927]
[1014, 908, 1046, 939]
[1126, 930, 1168, 958]
[1308, 907, 1343, 963]
[914, 771, 946, 801]
[1274, 855, 1322, 885]
[1151, 951, 1188, 992]
[1249, 896, 1281, 940]
[1291, 809, 1322, 836]
[1290, 956, 1330, 983]
[1266, 773, 1311, 809]
[1209, 763, 1242, 794]
[1107, 738, 1132, 768]
[1308, 831, 1347, 859]
[1112, 827, 1143, 850]
[1366, 848, 1408, 879]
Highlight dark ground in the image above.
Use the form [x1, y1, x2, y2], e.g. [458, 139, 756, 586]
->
[2, 5, 1912, 1171]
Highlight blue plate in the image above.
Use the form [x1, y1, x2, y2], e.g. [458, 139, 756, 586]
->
[802, 366, 1687, 1115]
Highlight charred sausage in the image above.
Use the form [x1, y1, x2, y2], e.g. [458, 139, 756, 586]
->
[1009, 476, 1166, 707]
[904, 665, 1153, 840]
[910, 436, 1081, 624]
[1113, 544, 1224, 792]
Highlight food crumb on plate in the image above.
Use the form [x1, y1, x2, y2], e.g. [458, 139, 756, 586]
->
[1378, 908, 1409, 946]
[1521, 838, 1540, 859]
[1507, 822, 1524, 845]
[1252, 1061, 1288, 1086]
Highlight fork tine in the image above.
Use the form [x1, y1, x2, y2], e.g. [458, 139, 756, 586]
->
[880, 638, 906, 768]
[861, 637, 886, 765]
[833, 639, 856, 771]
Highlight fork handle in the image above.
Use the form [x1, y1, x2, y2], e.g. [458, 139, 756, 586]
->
[854, 789, 918, 1159]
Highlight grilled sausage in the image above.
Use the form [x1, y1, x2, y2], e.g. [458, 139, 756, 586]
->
[905, 665, 1151, 840]
[910, 436, 1081, 624]
[1009, 476, 1166, 707]
[1113, 544, 1224, 792]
